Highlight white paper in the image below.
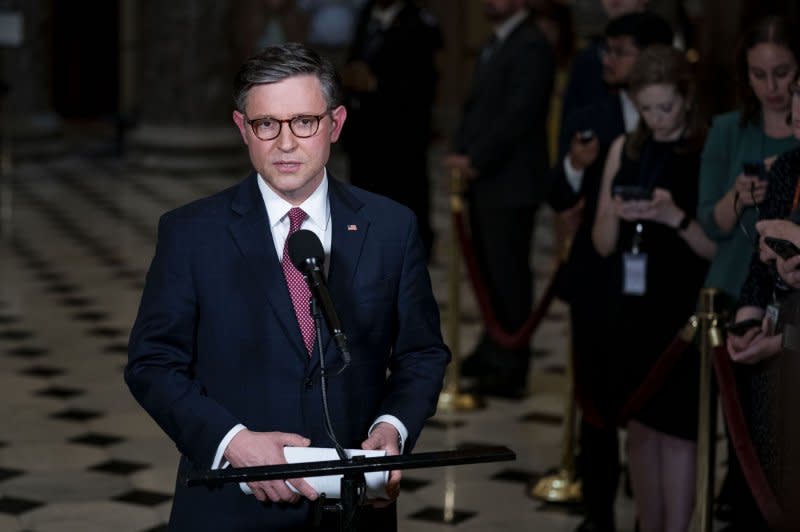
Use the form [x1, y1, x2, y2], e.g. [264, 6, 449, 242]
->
[283, 447, 389, 499]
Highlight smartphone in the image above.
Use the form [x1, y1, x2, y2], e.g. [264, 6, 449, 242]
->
[612, 185, 653, 201]
[764, 236, 800, 260]
[725, 318, 762, 336]
[578, 129, 595, 143]
[742, 160, 767, 181]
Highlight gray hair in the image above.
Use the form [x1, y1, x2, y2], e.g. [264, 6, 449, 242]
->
[233, 42, 342, 113]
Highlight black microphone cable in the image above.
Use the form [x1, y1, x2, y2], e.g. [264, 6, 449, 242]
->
[312, 295, 347, 461]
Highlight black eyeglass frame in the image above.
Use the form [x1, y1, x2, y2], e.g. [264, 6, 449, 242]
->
[245, 112, 330, 141]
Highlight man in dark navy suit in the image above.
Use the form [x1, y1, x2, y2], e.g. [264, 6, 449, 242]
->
[125, 43, 449, 531]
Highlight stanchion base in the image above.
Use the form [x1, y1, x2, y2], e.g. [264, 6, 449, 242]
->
[528, 470, 582, 503]
[437, 390, 485, 412]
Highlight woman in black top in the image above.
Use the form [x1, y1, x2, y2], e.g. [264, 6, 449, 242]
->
[593, 46, 715, 532]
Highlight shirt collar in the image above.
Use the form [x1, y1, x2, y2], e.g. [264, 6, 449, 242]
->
[258, 169, 330, 232]
[371, 2, 403, 30]
[494, 9, 529, 42]
[619, 90, 640, 133]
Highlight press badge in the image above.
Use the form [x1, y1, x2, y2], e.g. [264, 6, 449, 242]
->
[623, 252, 647, 295]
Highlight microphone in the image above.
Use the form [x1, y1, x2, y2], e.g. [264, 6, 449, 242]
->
[287, 229, 351, 364]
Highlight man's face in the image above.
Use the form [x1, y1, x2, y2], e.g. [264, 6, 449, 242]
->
[482, 0, 524, 23]
[601, 0, 647, 20]
[232, 75, 346, 205]
[602, 36, 640, 86]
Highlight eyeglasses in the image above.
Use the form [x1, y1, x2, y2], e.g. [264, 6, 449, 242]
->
[600, 43, 638, 59]
[245, 112, 329, 141]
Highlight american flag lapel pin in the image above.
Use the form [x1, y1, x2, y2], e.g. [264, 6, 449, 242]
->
[347, 224, 358, 232]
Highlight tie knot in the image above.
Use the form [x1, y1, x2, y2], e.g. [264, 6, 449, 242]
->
[287, 207, 307, 234]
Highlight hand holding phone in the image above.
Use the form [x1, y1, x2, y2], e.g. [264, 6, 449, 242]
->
[726, 318, 762, 336]
[612, 185, 653, 201]
[742, 160, 767, 181]
[763, 236, 800, 260]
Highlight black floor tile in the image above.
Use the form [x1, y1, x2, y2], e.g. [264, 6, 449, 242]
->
[103, 343, 129, 355]
[72, 311, 108, 322]
[19, 365, 66, 378]
[35, 385, 85, 399]
[89, 459, 148, 475]
[399, 477, 431, 493]
[70, 432, 125, 447]
[113, 489, 172, 507]
[407, 505, 476, 526]
[0, 496, 44, 516]
[50, 407, 103, 422]
[424, 419, 466, 430]
[0, 329, 34, 341]
[491, 468, 539, 484]
[5, 346, 49, 358]
[518, 412, 563, 426]
[46, 283, 79, 295]
[87, 326, 125, 338]
[0, 314, 20, 325]
[542, 365, 566, 375]
[58, 296, 94, 307]
[0, 467, 25, 482]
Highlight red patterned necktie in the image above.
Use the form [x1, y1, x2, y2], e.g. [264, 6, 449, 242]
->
[281, 207, 315, 355]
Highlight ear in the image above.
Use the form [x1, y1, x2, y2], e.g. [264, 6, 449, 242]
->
[328, 105, 347, 143]
[232, 110, 249, 145]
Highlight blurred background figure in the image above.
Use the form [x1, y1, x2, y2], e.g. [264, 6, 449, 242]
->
[254, 0, 309, 50]
[340, 0, 443, 260]
[445, 0, 555, 399]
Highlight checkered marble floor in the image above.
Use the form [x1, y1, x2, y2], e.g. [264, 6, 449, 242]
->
[0, 135, 725, 531]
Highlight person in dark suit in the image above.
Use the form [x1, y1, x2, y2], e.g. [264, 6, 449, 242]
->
[547, 12, 674, 532]
[125, 42, 450, 531]
[444, 0, 555, 398]
[341, 0, 442, 259]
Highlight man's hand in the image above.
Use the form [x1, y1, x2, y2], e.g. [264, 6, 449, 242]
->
[224, 429, 317, 503]
[568, 133, 599, 171]
[443, 154, 478, 180]
[361, 422, 401, 507]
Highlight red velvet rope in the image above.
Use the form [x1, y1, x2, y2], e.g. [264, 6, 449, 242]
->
[712, 344, 785, 528]
[616, 332, 693, 424]
[452, 209, 562, 350]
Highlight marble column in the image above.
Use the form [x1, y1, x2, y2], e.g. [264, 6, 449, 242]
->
[0, 0, 64, 160]
[125, 0, 248, 173]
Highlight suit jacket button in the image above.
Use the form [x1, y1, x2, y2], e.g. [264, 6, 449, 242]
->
[305, 377, 313, 389]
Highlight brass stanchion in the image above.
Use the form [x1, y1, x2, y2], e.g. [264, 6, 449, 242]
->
[438, 168, 484, 411]
[691, 288, 723, 532]
[529, 238, 580, 503]
[529, 340, 581, 503]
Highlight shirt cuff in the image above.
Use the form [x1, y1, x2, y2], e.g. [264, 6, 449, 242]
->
[369, 415, 407, 454]
[563, 156, 585, 193]
[210, 423, 252, 495]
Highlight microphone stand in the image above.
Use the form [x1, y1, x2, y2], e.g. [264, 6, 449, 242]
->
[310, 296, 365, 532]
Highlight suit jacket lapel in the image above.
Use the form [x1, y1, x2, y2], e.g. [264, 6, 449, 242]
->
[227, 174, 308, 362]
[309, 178, 369, 372]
